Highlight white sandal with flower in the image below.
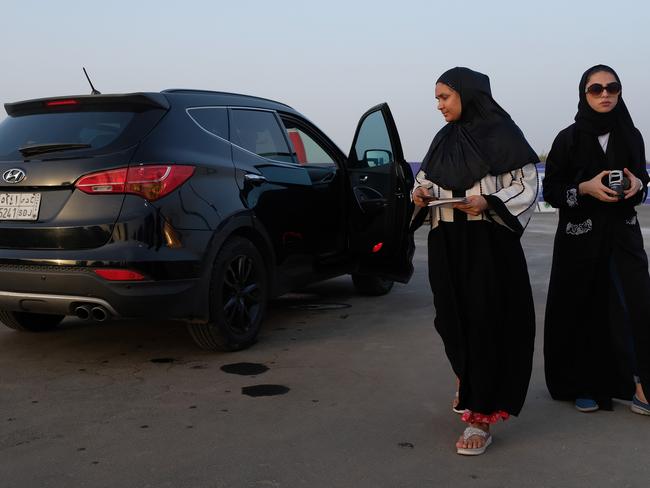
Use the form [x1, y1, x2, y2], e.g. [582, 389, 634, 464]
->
[456, 426, 492, 456]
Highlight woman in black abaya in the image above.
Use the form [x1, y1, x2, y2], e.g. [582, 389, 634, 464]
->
[543, 65, 650, 416]
[412, 67, 538, 455]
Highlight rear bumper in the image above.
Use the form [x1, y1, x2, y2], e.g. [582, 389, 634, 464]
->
[0, 290, 118, 316]
[0, 264, 207, 321]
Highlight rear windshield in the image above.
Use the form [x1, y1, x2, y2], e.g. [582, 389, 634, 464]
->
[0, 110, 165, 160]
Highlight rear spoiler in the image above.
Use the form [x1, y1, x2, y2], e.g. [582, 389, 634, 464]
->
[4, 93, 170, 117]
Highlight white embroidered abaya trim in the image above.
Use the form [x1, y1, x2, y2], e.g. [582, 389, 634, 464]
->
[566, 219, 593, 236]
[566, 187, 578, 208]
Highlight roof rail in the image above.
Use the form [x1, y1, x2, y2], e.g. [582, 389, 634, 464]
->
[161, 89, 293, 110]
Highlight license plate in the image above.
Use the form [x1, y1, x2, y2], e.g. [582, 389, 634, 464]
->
[0, 193, 41, 221]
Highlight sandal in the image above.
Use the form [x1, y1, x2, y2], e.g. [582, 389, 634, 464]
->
[452, 391, 464, 414]
[456, 426, 492, 456]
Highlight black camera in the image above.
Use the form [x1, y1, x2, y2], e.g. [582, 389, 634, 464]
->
[607, 170, 630, 199]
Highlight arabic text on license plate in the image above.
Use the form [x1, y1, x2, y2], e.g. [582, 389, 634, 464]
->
[0, 193, 41, 221]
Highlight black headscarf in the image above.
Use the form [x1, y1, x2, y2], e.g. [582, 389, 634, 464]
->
[572, 64, 646, 183]
[574, 64, 633, 135]
[420, 67, 538, 191]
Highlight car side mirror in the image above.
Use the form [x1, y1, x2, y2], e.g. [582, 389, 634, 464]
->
[363, 149, 392, 167]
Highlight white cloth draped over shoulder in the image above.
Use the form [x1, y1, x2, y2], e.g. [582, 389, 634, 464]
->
[412, 162, 540, 233]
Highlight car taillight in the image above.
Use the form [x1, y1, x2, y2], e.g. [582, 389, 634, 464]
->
[75, 165, 195, 201]
[93, 269, 145, 281]
[45, 99, 79, 107]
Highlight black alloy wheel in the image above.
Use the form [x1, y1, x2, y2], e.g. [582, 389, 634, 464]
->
[222, 253, 263, 335]
[188, 236, 268, 351]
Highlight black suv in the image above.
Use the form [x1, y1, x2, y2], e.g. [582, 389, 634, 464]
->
[0, 90, 414, 350]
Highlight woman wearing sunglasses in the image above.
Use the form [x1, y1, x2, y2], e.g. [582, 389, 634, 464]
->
[543, 64, 650, 417]
[412, 67, 538, 455]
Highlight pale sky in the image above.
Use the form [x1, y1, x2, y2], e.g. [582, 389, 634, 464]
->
[1, 0, 649, 161]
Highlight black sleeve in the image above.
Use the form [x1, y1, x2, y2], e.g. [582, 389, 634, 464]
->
[542, 127, 580, 209]
[484, 194, 524, 236]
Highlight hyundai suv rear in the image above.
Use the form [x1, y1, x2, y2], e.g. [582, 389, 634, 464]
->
[0, 90, 414, 350]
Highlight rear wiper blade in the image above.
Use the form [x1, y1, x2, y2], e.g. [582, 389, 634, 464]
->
[19, 143, 92, 157]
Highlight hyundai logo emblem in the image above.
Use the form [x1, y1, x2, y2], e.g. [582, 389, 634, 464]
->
[2, 168, 26, 184]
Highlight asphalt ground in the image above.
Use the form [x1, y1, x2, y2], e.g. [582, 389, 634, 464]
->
[2, 208, 650, 488]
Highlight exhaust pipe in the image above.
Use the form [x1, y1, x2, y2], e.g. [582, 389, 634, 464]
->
[74, 305, 92, 320]
[91, 306, 109, 322]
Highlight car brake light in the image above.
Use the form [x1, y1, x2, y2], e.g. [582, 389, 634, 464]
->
[45, 99, 79, 107]
[75, 165, 195, 201]
[372, 242, 383, 253]
[93, 269, 145, 281]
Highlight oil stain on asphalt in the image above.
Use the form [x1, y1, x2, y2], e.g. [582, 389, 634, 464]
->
[150, 358, 176, 364]
[220, 362, 269, 375]
[220, 363, 290, 397]
[241, 385, 290, 397]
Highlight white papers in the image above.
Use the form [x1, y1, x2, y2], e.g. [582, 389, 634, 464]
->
[427, 197, 467, 208]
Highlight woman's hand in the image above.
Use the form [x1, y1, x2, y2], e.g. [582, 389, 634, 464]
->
[453, 195, 488, 216]
[578, 171, 619, 202]
[624, 167, 644, 200]
[413, 186, 434, 208]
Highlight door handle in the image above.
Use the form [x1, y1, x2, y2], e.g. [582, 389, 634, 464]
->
[359, 175, 369, 183]
[244, 173, 267, 185]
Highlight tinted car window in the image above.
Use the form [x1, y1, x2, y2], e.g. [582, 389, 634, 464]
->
[283, 124, 335, 166]
[0, 110, 164, 160]
[187, 107, 228, 139]
[230, 109, 293, 163]
[353, 110, 392, 168]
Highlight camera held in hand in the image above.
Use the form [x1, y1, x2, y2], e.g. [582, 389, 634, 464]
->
[606, 170, 631, 199]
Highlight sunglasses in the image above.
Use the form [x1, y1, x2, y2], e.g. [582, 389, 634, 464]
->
[586, 82, 622, 96]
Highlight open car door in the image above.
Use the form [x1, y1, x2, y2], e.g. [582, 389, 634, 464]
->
[346, 103, 414, 283]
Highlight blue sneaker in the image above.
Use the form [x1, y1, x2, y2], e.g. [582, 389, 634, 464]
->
[575, 398, 599, 412]
[631, 395, 650, 416]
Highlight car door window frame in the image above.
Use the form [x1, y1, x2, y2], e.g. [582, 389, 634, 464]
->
[228, 107, 297, 165]
[348, 105, 405, 170]
[278, 114, 343, 169]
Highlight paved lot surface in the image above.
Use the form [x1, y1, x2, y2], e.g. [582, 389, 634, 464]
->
[2, 209, 650, 488]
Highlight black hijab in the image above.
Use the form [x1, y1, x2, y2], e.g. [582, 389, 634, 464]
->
[420, 67, 538, 191]
[572, 64, 646, 183]
[575, 64, 633, 135]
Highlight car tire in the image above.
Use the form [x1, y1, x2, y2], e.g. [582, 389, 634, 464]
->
[351, 273, 394, 296]
[0, 310, 64, 332]
[188, 236, 268, 351]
